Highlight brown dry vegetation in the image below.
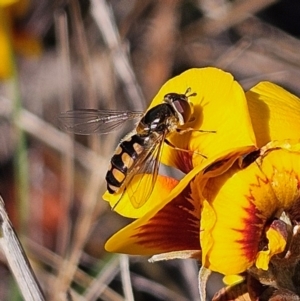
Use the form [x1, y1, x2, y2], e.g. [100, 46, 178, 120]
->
[1, 0, 300, 300]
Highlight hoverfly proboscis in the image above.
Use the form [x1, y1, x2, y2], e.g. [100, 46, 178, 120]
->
[58, 88, 205, 209]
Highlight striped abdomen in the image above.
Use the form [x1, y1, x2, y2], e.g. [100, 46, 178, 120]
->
[106, 134, 145, 194]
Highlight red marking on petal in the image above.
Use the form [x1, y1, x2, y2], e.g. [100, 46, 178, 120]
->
[232, 173, 270, 262]
[131, 183, 200, 252]
[175, 151, 193, 174]
[297, 174, 300, 190]
[252, 174, 269, 187]
[234, 195, 265, 263]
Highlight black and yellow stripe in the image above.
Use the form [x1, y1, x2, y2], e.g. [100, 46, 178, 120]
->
[106, 135, 145, 193]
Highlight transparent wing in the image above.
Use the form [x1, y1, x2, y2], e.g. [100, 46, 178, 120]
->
[58, 109, 144, 135]
[115, 132, 166, 209]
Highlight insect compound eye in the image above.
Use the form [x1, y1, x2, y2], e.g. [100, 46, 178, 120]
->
[172, 99, 193, 123]
[163, 91, 196, 124]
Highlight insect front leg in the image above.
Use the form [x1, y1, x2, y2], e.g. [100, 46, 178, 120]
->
[164, 139, 207, 159]
[176, 128, 216, 135]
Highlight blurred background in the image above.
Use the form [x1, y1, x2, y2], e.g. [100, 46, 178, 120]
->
[1, 0, 300, 300]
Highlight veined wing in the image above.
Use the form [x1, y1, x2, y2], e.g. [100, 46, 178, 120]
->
[58, 109, 144, 135]
[114, 132, 166, 209]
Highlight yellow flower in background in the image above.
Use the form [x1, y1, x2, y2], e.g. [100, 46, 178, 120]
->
[0, 0, 41, 79]
[0, 6, 14, 79]
[103, 67, 257, 218]
[0, 0, 29, 14]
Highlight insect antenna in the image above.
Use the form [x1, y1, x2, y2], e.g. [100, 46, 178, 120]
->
[185, 87, 197, 98]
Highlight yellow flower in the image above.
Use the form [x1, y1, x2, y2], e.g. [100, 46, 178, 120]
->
[105, 72, 300, 290]
[103, 67, 257, 217]
[201, 140, 300, 276]
[105, 141, 300, 277]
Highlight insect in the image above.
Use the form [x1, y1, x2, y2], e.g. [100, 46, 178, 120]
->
[58, 88, 205, 209]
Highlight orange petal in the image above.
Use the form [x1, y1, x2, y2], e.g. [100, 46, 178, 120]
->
[103, 175, 179, 218]
[105, 177, 201, 255]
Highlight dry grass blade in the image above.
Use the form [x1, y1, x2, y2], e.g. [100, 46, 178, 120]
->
[199, 266, 212, 301]
[2, 0, 300, 300]
[179, 260, 200, 301]
[235, 16, 300, 67]
[52, 165, 105, 299]
[26, 240, 123, 301]
[83, 256, 123, 301]
[184, 0, 279, 38]
[69, 0, 97, 108]
[54, 8, 74, 259]
[119, 255, 134, 301]
[0, 196, 45, 301]
[26, 239, 92, 286]
[17, 109, 105, 171]
[90, 0, 146, 109]
[132, 0, 181, 99]
[131, 273, 190, 301]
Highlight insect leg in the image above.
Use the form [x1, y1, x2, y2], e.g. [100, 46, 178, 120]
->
[164, 139, 207, 159]
[176, 128, 216, 135]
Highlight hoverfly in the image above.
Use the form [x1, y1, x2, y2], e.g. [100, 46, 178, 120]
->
[58, 88, 204, 209]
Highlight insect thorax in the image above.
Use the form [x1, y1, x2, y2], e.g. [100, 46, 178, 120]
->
[136, 103, 180, 136]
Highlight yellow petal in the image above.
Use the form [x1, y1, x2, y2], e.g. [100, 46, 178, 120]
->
[201, 160, 277, 275]
[247, 82, 300, 148]
[105, 176, 201, 255]
[200, 200, 216, 265]
[256, 226, 286, 270]
[149, 67, 256, 174]
[257, 139, 300, 210]
[201, 140, 300, 276]
[223, 274, 245, 286]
